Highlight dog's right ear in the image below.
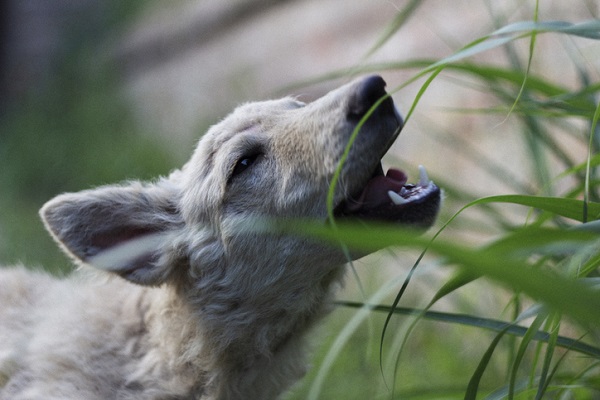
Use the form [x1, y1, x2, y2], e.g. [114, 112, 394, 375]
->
[40, 179, 185, 286]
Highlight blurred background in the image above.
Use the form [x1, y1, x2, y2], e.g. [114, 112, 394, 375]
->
[1, 1, 598, 398]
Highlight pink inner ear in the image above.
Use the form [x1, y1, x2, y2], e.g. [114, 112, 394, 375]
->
[85, 226, 161, 258]
[85, 230, 168, 285]
[113, 252, 161, 282]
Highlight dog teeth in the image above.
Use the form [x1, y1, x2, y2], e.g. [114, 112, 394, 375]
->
[388, 190, 408, 205]
[388, 166, 432, 206]
[418, 165, 430, 187]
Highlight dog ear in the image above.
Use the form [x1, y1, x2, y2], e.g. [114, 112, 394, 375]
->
[40, 179, 184, 286]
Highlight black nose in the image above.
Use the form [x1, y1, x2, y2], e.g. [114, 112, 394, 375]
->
[347, 75, 395, 121]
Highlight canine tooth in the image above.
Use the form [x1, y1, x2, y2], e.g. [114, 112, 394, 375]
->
[388, 190, 408, 205]
[418, 165, 430, 187]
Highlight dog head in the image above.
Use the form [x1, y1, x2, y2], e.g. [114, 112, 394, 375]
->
[41, 76, 440, 287]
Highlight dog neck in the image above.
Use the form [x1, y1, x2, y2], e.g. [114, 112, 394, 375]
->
[155, 254, 345, 398]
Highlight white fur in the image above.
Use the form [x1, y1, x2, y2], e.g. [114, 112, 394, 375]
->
[0, 77, 412, 399]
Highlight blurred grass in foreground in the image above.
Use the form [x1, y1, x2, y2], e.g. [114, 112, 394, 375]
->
[286, 7, 600, 400]
[0, 2, 598, 399]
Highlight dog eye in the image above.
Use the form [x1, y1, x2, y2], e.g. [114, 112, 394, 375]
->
[230, 153, 260, 179]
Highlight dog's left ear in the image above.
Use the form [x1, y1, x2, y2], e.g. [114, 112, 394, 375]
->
[40, 179, 184, 286]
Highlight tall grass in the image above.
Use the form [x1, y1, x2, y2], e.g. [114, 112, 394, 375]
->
[286, 5, 600, 400]
[1, 2, 597, 398]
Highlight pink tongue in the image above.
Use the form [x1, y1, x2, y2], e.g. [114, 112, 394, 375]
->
[347, 168, 407, 212]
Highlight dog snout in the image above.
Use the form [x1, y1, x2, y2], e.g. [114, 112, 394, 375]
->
[346, 75, 400, 125]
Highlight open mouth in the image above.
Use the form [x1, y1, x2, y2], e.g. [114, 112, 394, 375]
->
[334, 164, 441, 229]
[328, 75, 441, 230]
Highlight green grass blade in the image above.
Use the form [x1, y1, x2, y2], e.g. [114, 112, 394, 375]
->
[556, 361, 600, 398]
[535, 313, 561, 399]
[430, 271, 479, 304]
[281, 220, 600, 325]
[378, 255, 420, 388]
[574, 220, 600, 233]
[385, 271, 476, 396]
[466, 194, 600, 222]
[584, 101, 600, 222]
[493, 20, 600, 39]
[503, 0, 539, 123]
[402, 66, 444, 124]
[336, 302, 600, 359]
[465, 328, 509, 399]
[577, 249, 600, 277]
[485, 226, 599, 257]
[306, 277, 405, 400]
[361, 0, 423, 60]
[541, 332, 584, 399]
[557, 153, 600, 181]
[509, 311, 549, 399]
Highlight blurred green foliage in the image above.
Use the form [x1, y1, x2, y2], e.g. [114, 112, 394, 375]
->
[0, 1, 178, 273]
[1, 1, 599, 399]
[285, 8, 600, 400]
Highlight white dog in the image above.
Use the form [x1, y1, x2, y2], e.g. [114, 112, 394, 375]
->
[0, 76, 440, 399]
